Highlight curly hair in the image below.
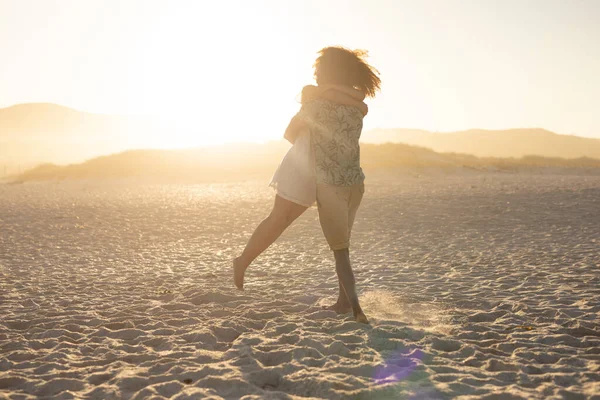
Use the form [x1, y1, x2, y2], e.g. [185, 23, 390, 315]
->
[313, 46, 381, 98]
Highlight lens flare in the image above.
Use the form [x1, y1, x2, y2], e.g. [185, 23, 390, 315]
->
[374, 347, 424, 384]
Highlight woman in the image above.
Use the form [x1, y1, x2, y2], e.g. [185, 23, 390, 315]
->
[234, 47, 380, 323]
[233, 85, 366, 282]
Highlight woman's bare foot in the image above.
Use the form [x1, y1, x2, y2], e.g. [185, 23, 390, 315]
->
[323, 302, 352, 314]
[355, 311, 369, 324]
[233, 257, 246, 290]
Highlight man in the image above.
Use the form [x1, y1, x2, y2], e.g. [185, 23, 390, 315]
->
[291, 47, 381, 324]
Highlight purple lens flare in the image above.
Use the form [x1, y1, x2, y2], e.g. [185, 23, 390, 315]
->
[374, 347, 424, 384]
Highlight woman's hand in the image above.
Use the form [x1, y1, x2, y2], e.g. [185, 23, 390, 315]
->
[301, 85, 320, 104]
[318, 84, 366, 101]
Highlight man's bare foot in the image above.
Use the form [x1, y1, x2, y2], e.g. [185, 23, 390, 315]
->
[233, 257, 246, 290]
[323, 302, 352, 314]
[355, 312, 369, 324]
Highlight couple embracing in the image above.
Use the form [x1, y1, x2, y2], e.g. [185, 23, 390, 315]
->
[233, 46, 381, 324]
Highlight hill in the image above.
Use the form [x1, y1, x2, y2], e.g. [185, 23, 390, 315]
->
[3, 103, 600, 176]
[0, 103, 157, 169]
[363, 128, 600, 159]
[10, 143, 600, 183]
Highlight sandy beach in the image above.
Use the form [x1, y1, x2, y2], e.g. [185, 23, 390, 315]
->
[1, 172, 599, 399]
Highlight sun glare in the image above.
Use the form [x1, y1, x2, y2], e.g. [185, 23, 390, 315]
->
[111, 1, 313, 148]
[3, 0, 598, 153]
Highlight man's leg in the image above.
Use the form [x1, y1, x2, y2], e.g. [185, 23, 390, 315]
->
[324, 280, 352, 314]
[317, 183, 368, 323]
[343, 182, 366, 322]
[334, 248, 368, 323]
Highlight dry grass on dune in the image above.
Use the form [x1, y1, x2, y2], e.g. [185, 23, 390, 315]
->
[364, 128, 600, 159]
[361, 143, 600, 170]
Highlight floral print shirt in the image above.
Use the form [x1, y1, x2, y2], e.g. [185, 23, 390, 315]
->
[295, 99, 365, 186]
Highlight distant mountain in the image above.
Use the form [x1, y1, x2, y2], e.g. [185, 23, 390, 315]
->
[363, 128, 600, 159]
[0, 103, 157, 168]
[3, 102, 600, 177]
[0, 103, 104, 137]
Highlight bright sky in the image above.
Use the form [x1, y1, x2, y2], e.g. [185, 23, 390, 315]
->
[1, 0, 599, 147]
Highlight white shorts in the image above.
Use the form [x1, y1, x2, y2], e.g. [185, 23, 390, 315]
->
[269, 130, 316, 208]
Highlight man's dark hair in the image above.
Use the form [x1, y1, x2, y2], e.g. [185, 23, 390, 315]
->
[313, 47, 381, 98]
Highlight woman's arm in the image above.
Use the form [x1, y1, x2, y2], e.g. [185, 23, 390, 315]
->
[283, 115, 306, 144]
[318, 84, 366, 101]
[317, 90, 368, 116]
[301, 85, 368, 115]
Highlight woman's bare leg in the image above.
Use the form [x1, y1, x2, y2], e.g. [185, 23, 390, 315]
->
[234, 195, 307, 289]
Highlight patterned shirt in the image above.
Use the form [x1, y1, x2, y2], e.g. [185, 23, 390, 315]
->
[295, 99, 365, 186]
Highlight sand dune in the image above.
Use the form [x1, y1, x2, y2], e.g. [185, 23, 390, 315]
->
[1, 173, 599, 399]
[3, 103, 600, 170]
[9, 143, 600, 184]
[364, 128, 600, 159]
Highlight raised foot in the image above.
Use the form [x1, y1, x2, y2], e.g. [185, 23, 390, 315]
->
[233, 257, 246, 290]
[322, 302, 352, 315]
[355, 312, 369, 324]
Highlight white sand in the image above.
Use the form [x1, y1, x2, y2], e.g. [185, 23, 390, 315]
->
[0, 172, 599, 399]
